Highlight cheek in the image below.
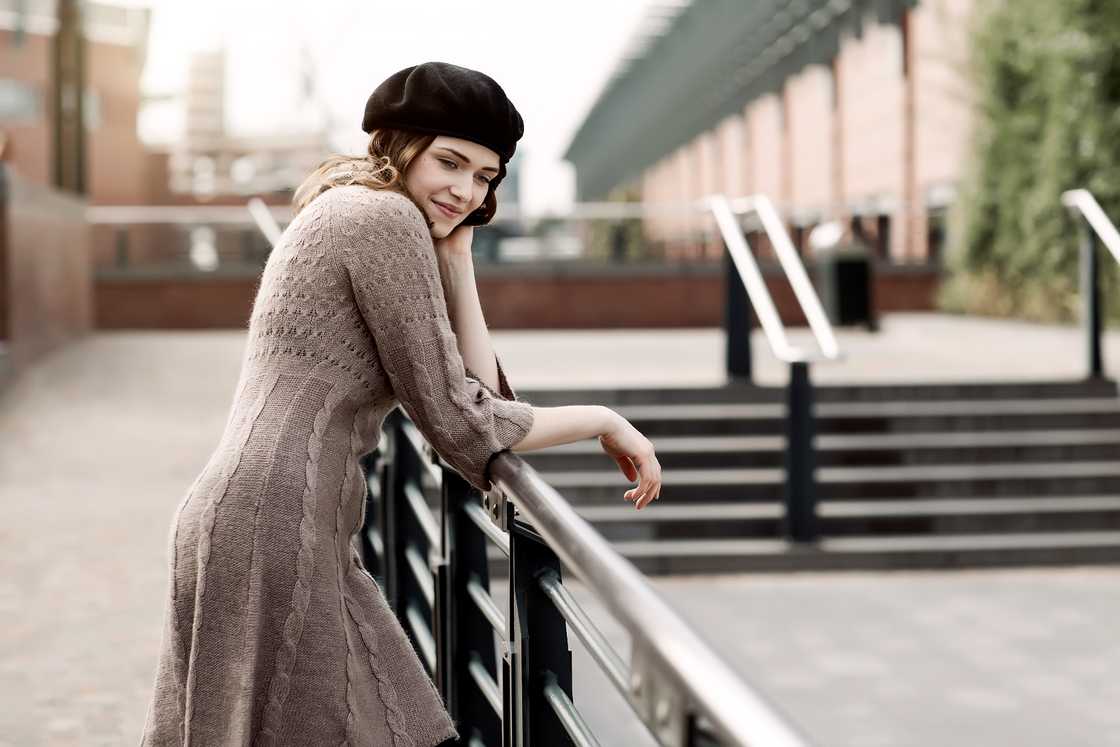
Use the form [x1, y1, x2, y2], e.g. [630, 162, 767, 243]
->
[408, 163, 440, 193]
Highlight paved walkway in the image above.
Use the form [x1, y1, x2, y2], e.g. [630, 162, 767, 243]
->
[546, 568, 1120, 746]
[492, 312, 1120, 389]
[1, 314, 1118, 745]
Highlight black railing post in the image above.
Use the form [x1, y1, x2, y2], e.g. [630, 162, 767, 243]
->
[783, 361, 819, 542]
[440, 476, 501, 744]
[380, 411, 405, 613]
[385, 409, 430, 622]
[1080, 223, 1104, 380]
[508, 506, 574, 747]
[357, 448, 385, 583]
[725, 244, 753, 382]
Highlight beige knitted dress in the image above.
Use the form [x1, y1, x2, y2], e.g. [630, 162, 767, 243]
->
[141, 185, 535, 746]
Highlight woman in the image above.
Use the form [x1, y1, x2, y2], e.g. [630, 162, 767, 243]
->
[140, 61, 661, 746]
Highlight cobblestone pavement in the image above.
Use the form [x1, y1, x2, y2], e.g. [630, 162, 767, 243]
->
[1, 317, 1118, 745]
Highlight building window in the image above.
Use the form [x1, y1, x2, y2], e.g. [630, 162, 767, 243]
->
[0, 78, 40, 121]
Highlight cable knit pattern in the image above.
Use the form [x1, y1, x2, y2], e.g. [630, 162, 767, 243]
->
[140, 183, 530, 746]
[258, 384, 337, 744]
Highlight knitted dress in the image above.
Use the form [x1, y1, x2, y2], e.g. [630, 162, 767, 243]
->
[140, 185, 536, 746]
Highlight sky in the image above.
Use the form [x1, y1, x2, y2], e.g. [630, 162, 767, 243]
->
[127, 0, 668, 213]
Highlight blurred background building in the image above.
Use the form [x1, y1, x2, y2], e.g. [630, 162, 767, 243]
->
[564, 0, 971, 266]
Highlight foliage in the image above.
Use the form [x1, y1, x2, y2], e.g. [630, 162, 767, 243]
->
[941, 0, 1120, 323]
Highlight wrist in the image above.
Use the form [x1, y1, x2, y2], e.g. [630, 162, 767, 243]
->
[594, 406, 620, 438]
[437, 252, 474, 296]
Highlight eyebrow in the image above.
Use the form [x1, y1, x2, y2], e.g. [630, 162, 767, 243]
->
[436, 147, 500, 174]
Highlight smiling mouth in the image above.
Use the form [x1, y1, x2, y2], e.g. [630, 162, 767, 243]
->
[433, 201, 462, 217]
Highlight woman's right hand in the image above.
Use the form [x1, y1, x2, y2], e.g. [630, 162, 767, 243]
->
[598, 410, 662, 510]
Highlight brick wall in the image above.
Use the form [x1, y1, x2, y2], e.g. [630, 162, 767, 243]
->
[93, 261, 941, 330]
[0, 166, 93, 374]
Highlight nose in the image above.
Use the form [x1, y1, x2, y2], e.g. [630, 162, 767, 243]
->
[447, 173, 472, 204]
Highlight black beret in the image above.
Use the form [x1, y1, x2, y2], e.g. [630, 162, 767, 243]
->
[362, 61, 524, 164]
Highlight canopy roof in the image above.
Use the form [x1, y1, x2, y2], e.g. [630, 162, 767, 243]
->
[563, 0, 916, 200]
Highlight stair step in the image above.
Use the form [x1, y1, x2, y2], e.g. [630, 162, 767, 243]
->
[576, 503, 783, 522]
[595, 531, 1120, 558]
[819, 495, 1120, 518]
[609, 398, 1120, 421]
[540, 461, 1120, 488]
[534, 429, 1120, 454]
[485, 530, 1120, 574]
[574, 496, 1120, 523]
[820, 530, 1120, 553]
[519, 378, 1119, 406]
[819, 461, 1120, 484]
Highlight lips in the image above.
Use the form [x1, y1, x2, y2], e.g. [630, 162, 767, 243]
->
[433, 200, 462, 218]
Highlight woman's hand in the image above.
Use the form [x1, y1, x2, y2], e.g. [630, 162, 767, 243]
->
[598, 410, 663, 510]
[434, 223, 474, 261]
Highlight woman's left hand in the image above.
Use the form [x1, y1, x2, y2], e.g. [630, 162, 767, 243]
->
[433, 223, 474, 261]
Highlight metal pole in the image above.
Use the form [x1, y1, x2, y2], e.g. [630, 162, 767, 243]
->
[383, 410, 407, 614]
[725, 244, 753, 382]
[441, 479, 502, 744]
[1081, 225, 1103, 379]
[509, 512, 575, 746]
[783, 361, 819, 542]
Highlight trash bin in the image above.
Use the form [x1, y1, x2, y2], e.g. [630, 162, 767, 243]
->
[809, 225, 877, 330]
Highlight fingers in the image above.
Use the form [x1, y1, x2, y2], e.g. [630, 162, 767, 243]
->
[624, 452, 663, 511]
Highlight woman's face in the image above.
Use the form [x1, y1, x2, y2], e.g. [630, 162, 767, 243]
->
[404, 135, 501, 239]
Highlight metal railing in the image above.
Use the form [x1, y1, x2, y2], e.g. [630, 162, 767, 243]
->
[240, 190, 840, 546]
[510, 193, 845, 542]
[708, 193, 844, 543]
[1061, 189, 1120, 380]
[86, 203, 291, 274]
[359, 409, 812, 747]
[708, 194, 842, 365]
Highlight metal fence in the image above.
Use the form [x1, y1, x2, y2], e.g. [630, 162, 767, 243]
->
[356, 407, 811, 747]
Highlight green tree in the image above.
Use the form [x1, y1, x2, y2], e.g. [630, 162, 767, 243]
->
[942, 0, 1120, 322]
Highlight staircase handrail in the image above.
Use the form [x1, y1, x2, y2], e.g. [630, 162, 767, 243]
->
[709, 193, 843, 364]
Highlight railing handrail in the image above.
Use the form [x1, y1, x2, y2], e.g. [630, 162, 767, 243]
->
[85, 203, 293, 225]
[247, 197, 284, 247]
[709, 193, 842, 364]
[489, 451, 812, 747]
[1061, 188, 1120, 265]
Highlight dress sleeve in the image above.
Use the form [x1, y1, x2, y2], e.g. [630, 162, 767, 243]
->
[328, 187, 535, 492]
[464, 352, 526, 403]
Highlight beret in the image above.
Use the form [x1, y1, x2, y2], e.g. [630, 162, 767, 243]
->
[362, 61, 524, 164]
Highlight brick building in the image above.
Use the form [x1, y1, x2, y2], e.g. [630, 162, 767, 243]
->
[564, 0, 974, 265]
[0, 0, 158, 204]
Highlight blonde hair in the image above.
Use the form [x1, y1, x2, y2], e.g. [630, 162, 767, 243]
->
[292, 128, 499, 224]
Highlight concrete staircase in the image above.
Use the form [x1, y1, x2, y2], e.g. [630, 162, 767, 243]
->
[491, 378, 1120, 574]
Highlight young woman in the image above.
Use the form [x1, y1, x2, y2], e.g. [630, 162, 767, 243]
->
[140, 62, 661, 746]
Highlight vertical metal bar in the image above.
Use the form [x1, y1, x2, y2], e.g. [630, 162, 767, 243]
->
[505, 500, 522, 747]
[783, 361, 819, 542]
[383, 410, 407, 615]
[1082, 225, 1103, 379]
[509, 509, 575, 747]
[442, 474, 502, 744]
[724, 242, 753, 382]
[685, 712, 723, 747]
[115, 226, 130, 268]
[358, 449, 383, 582]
